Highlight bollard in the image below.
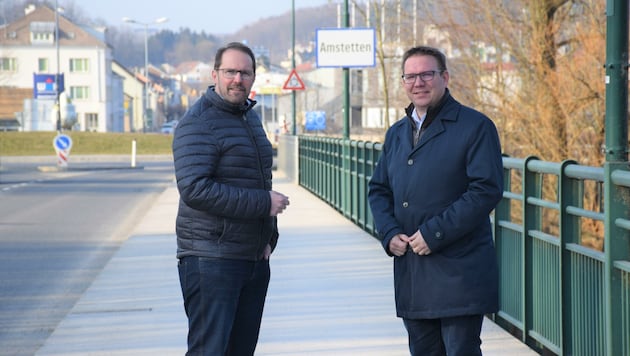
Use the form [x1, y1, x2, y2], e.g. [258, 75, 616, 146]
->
[131, 139, 137, 168]
[53, 134, 72, 169]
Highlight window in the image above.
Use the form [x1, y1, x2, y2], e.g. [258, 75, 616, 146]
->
[32, 32, 52, 43]
[351, 70, 363, 94]
[70, 86, 90, 100]
[30, 21, 55, 45]
[0, 57, 17, 72]
[38, 58, 49, 72]
[69, 58, 89, 73]
[85, 113, 98, 132]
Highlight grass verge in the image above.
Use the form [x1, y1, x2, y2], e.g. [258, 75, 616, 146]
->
[0, 131, 173, 156]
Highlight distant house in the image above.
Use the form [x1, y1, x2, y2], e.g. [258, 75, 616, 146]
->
[112, 60, 144, 132]
[0, 87, 31, 131]
[0, 5, 122, 132]
[174, 61, 212, 86]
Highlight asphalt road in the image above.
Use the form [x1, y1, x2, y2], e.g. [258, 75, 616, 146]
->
[0, 156, 175, 356]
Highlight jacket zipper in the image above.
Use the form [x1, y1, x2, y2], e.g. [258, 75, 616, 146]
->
[243, 114, 267, 259]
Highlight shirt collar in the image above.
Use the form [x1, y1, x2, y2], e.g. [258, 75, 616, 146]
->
[411, 108, 426, 130]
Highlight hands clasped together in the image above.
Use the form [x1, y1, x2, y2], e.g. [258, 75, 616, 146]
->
[388, 230, 432, 257]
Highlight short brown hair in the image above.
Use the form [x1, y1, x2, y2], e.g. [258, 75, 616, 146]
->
[214, 42, 256, 74]
[401, 46, 447, 73]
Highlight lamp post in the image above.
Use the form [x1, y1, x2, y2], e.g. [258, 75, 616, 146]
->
[122, 16, 168, 132]
[55, 0, 61, 132]
[291, 0, 296, 135]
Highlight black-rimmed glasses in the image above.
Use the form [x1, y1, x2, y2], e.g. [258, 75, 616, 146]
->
[217, 68, 254, 81]
[402, 70, 444, 84]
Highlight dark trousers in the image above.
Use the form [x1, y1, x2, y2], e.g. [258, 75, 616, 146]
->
[178, 256, 270, 356]
[403, 314, 484, 356]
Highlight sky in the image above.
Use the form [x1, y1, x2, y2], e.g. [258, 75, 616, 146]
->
[70, 0, 335, 35]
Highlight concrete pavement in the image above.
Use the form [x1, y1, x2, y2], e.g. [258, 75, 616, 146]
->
[35, 174, 537, 355]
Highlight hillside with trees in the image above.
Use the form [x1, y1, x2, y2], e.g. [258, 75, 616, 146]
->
[0, 0, 337, 68]
[108, 4, 337, 69]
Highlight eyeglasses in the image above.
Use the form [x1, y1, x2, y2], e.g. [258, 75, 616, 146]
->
[401, 70, 444, 84]
[217, 68, 254, 81]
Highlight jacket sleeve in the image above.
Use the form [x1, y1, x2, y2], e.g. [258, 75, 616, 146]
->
[368, 133, 403, 255]
[419, 116, 504, 252]
[172, 110, 271, 219]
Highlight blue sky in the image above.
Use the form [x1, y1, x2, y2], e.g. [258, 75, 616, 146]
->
[71, 0, 334, 35]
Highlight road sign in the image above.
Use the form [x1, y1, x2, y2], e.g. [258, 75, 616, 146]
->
[53, 134, 73, 167]
[33, 73, 65, 99]
[316, 28, 376, 68]
[282, 69, 305, 90]
[305, 111, 326, 131]
[53, 134, 72, 151]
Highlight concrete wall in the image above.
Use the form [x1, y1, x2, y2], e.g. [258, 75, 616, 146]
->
[276, 134, 298, 183]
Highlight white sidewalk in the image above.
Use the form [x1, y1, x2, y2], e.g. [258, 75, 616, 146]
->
[36, 176, 537, 356]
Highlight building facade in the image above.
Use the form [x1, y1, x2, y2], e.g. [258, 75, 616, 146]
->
[112, 60, 144, 132]
[0, 5, 124, 132]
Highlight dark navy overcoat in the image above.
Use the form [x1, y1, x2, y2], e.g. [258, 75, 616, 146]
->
[368, 92, 504, 319]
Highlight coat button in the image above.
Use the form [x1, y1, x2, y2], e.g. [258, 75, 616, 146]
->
[435, 232, 442, 239]
[407, 159, 413, 165]
[402, 202, 409, 208]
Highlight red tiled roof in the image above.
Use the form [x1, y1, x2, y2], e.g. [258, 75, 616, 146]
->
[0, 5, 106, 48]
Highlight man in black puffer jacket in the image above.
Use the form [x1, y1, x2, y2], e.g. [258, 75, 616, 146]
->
[172, 42, 290, 356]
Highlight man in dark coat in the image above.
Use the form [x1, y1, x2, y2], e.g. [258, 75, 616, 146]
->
[368, 46, 504, 355]
[172, 42, 290, 356]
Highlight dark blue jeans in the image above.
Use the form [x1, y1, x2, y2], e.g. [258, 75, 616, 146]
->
[178, 256, 270, 356]
[403, 314, 484, 356]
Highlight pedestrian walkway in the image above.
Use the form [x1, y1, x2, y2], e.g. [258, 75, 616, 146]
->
[36, 174, 537, 355]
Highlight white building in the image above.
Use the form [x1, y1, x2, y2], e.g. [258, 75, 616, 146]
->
[112, 60, 144, 132]
[0, 5, 123, 132]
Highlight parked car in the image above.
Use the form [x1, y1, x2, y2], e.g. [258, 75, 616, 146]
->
[160, 120, 178, 134]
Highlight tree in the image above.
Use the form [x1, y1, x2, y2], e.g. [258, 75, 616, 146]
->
[417, 0, 606, 165]
[412, 0, 608, 249]
[351, 0, 421, 138]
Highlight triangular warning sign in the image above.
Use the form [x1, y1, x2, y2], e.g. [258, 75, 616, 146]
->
[283, 69, 306, 90]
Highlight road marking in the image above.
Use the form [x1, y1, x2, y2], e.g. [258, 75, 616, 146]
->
[1, 180, 43, 192]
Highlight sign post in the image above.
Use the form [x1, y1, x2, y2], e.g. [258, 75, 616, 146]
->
[53, 134, 72, 168]
[283, 69, 305, 136]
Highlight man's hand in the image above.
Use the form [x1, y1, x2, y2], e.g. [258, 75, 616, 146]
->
[388, 234, 410, 256]
[269, 191, 290, 216]
[409, 230, 432, 256]
[262, 244, 272, 260]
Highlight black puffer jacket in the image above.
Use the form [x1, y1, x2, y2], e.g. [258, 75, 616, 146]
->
[172, 86, 277, 261]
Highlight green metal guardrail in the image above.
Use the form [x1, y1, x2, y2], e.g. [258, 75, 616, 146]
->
[297, 136, 630, 356]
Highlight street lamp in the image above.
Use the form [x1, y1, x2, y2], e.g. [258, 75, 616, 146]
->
[122, 16, 168, 132]
[55, 0, 61, 132]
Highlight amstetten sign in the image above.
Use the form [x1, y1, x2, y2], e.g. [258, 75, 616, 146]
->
[316, 28, 376, 68]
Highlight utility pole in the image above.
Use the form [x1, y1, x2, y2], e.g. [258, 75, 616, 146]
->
[55, 0, 61, 132]
[122, 17, 168, 133]
[342, 0, 349, 139]
[291, 0, 296, 135]
[603, 1, 628, 355]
